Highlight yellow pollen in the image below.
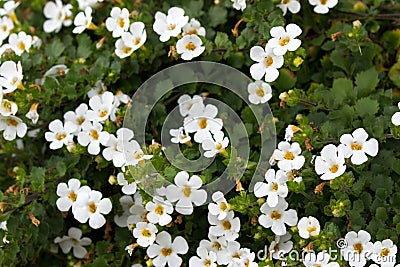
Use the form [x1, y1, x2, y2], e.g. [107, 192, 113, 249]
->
[18, 41, 25, 51]
[182, 186, 192, 197]
[135, 153, 144, 160]
[99, 110, 108, 118]
[320, 0, 327, 4]
[2, 25, 6, 32]
[270, 210, 282, 220]
[55, 133, 66, 141]
[57, 12, 63, 20]
[212, 242, 222, 250]
[185, 29, 198, 35]
[198, 118, 207, 129]
[380, 248, 390, 257]
[279, 37, 290, 46]
[284, 151, 295, 160]
[222, 220, 231, 230]
[161, 247, 173, 256]
[265, 56, 273, 67]
[68, 191, 77, 202]
[220, 202, 228, 211]
[307, 226, 317, 233]
[232, 253, 241, 258]
[256, 87, 265, 97]
[330, 164, 339, 173]
[351, 143, 363, 150]
[141, 229, 152, 237]
[353, 243, 363, 254]
[204, 259, 212, 266]
[271, 182, 279, 192]
[11, 77, 18, 86]
[122, 46, 132, 54]
[118, 18, 125, 28]
[2, 101, 11, 111]
[88, 202, 97, 213]
[185, 42, 196, 51]
[282, 0, 291, 3]
[168, 24, 176, 30]
[316, 265, 322, 267]
[288, 172, 295, 181]
[90, 130, 99, 140]
[154, 205, 164, 215]
[216, 142, 223, 150]
[133, 38, 141, 45]
[77, 117, 85, 125]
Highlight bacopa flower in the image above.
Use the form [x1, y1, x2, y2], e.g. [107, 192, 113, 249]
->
[315, 144, 346, 180]
[102, 128, 135, 167]
[0, 115, 27, 140]
[249, 44, 284, 82]
[116, 172, 137, 195]
[77, 121, 110, 155]
[259, 197, 298, 236]
[166, 171, 207, 215]
[231, 0, 246, 11]
[54, 227, 92, 259]
[247, 80, 273, 104]
[303, 251, 339, 267]
[340, 230, 373, 267]
[9, 31, 32, 56]
[189, 247, 217, 267]
[74, 190, 112, 229]
[273, 141, 305, 171]
[208, 191, 230, 220]
[338, 128, 379, 165]
[201, 130, 229, 158]
[0, 16, 13, 43]
[73, 6, 94, 34]
[284, 125, 301, 142]
[115, 22, 147, 59]
[146, 231, 189, 267]
[133, 222, 158, 247]
[183, 18, 206, 36]
[277, 0, 301, 16]
[309, 0, 338, 14]
[176, 34, 205, 61]
[297, 216, 320, 239]
[370, 239, 397, 267]
[114, 193, 146, 227]
[0, 99, 18, 116]
[25, 103, 39, 124]
[391, 102, 400, 126]
[254, 169, 288, 207]
[124, 140, 153, 167]
[177, 94, 203, 117]
[105, 7, 130, 38]
[145, 197, 174, 226]
[199, 235, 229, 265]
[269, 233, 293, 260]
[208, 211, 240, 241]
[56, 178, 91, 212]
[0, 60, 23, 93]
[170, 127, 191, 144]
[43, 0, 72, 33]
[153, 7, 189, 42]
[267, 23, 302, 56]
[45, 119, 76, 149]
[87, 91, 114, 122]
[63, 103, 89, 134]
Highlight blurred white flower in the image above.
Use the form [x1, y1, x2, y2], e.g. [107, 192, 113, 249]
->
[273, 141, 305, 171]
[315, 144, 346, 180]
[177, 94, 203, 117]
[56, 178, 91, 212]
[105, 7, 130, 38]
[170, 127, 191, 144]
[249, 44, 284, 82]
[45, 119, 76, 149]
[267, 23, 302, 56]
[247, 80, 273, 104]
[25, 103, 39, 124]
[133, 222, 158, 247]
[102, 128, 135, 167]
[189, 247, 217, 267]
[124, 140, 153, 167]
[153, 7, 189, 42]
[341, 230, 373, 267]
[309, 0, 338, 14]
[0, 16, 13, 43]
[77, 121, 110, 155]
[208, 191, 230, 220]
[176, 34, 205, 60]
[277, 0, 301, 16]
[392, 103, 400, 126]
[54, 227, 91, 259]
[87, 80, 107, 98]
[208, 211, 240, 241]
[87, 91, 114, 122]
[64, 103, 89, 134]
[183, 18, 206, 36]
[114, 193, 146, 227]
[297, 216, 320, 239]
[120, 22, 147, 52]
[303, 251, 339, 267]
[231, 0, 246, 11]
[269, 233, 293, 260]
[0, 1, 19, 17]
[117, 172, 137, 195]
[370, 239, 397, 267]
[73, 6, 94, 34]
[254, 169, 288, 207]
[145, 197, 174, 226]
[202, 130, 229, 158]
[43, 0, 72, 33]
[77, 0, 103, 10]
[0, 99, 17, 117]
[284, 125, 301, 142]
[37, 64, 69, 86]
[0, 60, 23, 93]
[199, 235, 228, 265]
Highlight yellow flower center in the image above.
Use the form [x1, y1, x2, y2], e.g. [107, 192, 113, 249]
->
[198, 118, 208, 129]
[232, 252, 241, 258]
[185, 29, 198, 35]
[288, 171, 295, 181]
[2, 25, 7, 32]
[2, 101, 11, 111]
[212, 242, 222, 250]
[55, 133, 67, 141]
[380, 248, 390, 257]
[204, 259, 212, 266]
[18, 41, 25, 51]
[68, 191, 77, 202]
[11, 77, 18, 86]
[270, 210, 282, 220]
[220, 202, 228, 211]
[185, 42, 196, 51]
[168, 24, 176, 31]
[99, 110, 108, 118]
[88, 202, 97, 213]
[282, 0, 291, 3]
[216, 142, 223, 150]
[330, 164, 339, 173]
[279, 37, 290, 46]
[118, 18, 125, 28]
[307, 226, 317, 233]
[265, 56, 273, 67]
[182, 186, 192, 197]
[222, 220, 231, 230]
[77, 117, 85, 125]
[161, 247, 173, 256]
[90, 129, 99, 140]
[133, 38, 141, 45]
[320, 0, 327, 4]
[154, 205, 164, 215]
[353, 243, 363, 254]
[351, 143, 363, 150]
[284, 151, 295, 160]
[256, 87, 265, 97]
[271, 182, 279, 192]
[141, 229, 152, 237]
[122, 46, 132, 54]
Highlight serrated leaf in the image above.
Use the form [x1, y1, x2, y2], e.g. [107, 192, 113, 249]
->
[355, 67, 379, 97]
[354, 98, 379, 117]
[29, 167, 46, 192]
[331, 78, 354, 105]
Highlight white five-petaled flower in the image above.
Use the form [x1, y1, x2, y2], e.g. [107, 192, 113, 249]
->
[116, 172, 137, 195]
[178, 94, 203, 117]
[340, 230, 373, 267]
[392, 103, 400, 126]
[56, 178, 91, 212]
[370, 239, 397, 267]
[284, 125, 301, 142]
[273, 141, 305, 171]
[269, 233, 293, 260]
[309, 0, 338, 14]
[78, 121, 109, 155]
[303, 251, 339, 267]
[77, 0, 103, 10]
[297, 216, 320, 239]
[0, 99, 18, 116]
[133, 222, 158, 248]
[208, 211, 240, 241]
[165, 171, 207, 215]
[199, 235, 229, 265]
[176, 34, 205, 61]
[146, 231, 189, 267]
[0, 115, 27, 141]
[202, 130, 229, 158]
[45, 119, 76, 150]
[0, 16, 13, 43]
[73, 6, 94, 34]
[267, 23, 302, 56]
[247, 80, 273, 104]
[170, 127, 191, 144]
[0, 60, 23, 93]
[189, 247, 217, 267]
[114, 193, 146, 227]
[145, 197, 174, 226]
[87, 91, 114, 122]
[315, 144, 346, 180]
[123, 140, 153, 167]
[105, 7, 130, 38]
[0, 1, 19, 17]
[74, 190, 112, 229]
[254, 169, 288, 207]
[183, 18, 206, 36]
[87, 80, 107, 98]
[116, 22, 147, 59]
[277, 0, 301, 16]
[153, 7, 189, 42]
[54, 227, 92, 259]
[231, 0, 246, 11]
[63, 103, 89, 134]
[102, 127, 135, 167]
[259, 197, 298, 236]
[249, 44, 284, 82]
[208, 191, 230, 220]
[43, 0, 72, 33]
[338, 128, 379, 165]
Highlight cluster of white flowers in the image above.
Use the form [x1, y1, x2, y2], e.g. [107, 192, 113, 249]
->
[43, 0, 72, 33]
[153, 7, 206, 61]
[169, 94, 230, 159]
[54, 227, 92, 259]
[105, 7, 147, 59]
[56, 178, 112, 229]
[315, 128, 378, 180]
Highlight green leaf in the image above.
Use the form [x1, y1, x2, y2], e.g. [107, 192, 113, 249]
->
[354, 98, 379, 118]
[355, 67, 379, 97]
[45, 38, 66, 59]
[77, 34, 93, 59]
[29, 167, 46, 192]
[331, 78, 354, 105]
[208, 6, 227, 27]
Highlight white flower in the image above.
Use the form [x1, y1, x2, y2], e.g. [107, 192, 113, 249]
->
[315, 144, 346, 180]
[115, 22, 147, 59]
[133, 222, 158, 247]
[87, 91, 114, 122]
[114, 193, 146, 227]
[303, 251, 339, 267]
[0, 99, 18, 116]
[267, 23, 302, 56]
[202, 131, 229, 158]
[45, 119, 76, 149]
[183, 18, 206, 36]
[338, 128, 379, 165]
[0, 16, 13, 43]
[77, 121, 110, 155]
[370, 239, 397, 267]
[0, 115, 26, 140]
[9, 31, 32, 56]
[176, 34, 205, 61]
[249, 44, 284, 82]
[117, 172, 137, 195]
[25, 103, 39, 124]
[74, 190, 112, 229]
[219, 241, 256, 267]
[232, 0, 246, 11]
[208, 211, 240, 241]
[199, 235, 229, 264]
[43, 0, 72, 33]
[37, 64, 68, 86]
[153, 7, 189, 42]
[87, 80, 107, 98]
[77, 0, 102, 10]
[277, 0, 301, 16]
[340, 230, 373, 267]
[254, 169, 288, 207]
[259, 197, 298, 235]
[273, 141, 305, 171]
[64, 103, 89, 134]
[208, 191, 230, 220]
[184, 103, 223, 143]
[0, 1, 19, 17]
[269, 233, 293, 260]
[285, 170, 302, 183]
[115, 38, 133, 59]
[124, 140, 153, 167]
[102, 128, 135, 167]
[170, 127, 191, 144]
[145, 197, 174, 226]
[247, 80, 273, 104]
[54, 227, 91, 259]
[0, 60, 23, 93]
[284, 125, 301, 142]
[309, 0, 338, 14]
[297, 216, 320, 239]
[177, 94, 203, 117]
[73, 6, 93, 34]
[105, 7, 130, 38]
[0, 221, 6, 231]
[392, 103, 400, 126]
[56, 178, 91, 212]
[165, 171, 207, 215]
[189, 247, 217, 267]
[146, 231, 189, 267]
